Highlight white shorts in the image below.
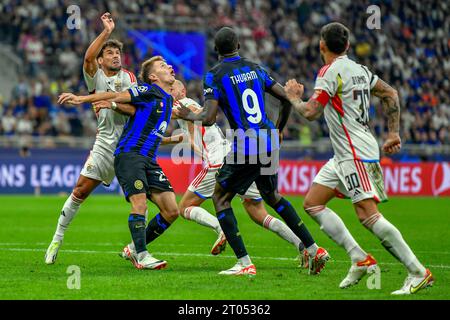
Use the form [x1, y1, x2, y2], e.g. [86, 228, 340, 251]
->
[188, 164, 262, 201]
[313, 158, 387, 203]
[80, 150, 116, 185]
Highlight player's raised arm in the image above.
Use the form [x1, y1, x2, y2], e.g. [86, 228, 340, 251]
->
[371, 78, 402, 155]
[83, 12, 115, 77]
[58, 90, 132, 105]
[284, 79, 325, 121]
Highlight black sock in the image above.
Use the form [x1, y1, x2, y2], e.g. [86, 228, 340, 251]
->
[146, 213, 171, 244]
[217, 208, 248, 259]
[273, 198, 315, 248]
[128, 214, 146, 254]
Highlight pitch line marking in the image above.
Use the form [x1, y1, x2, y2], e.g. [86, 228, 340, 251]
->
[1, 247, 449, 269]
[1, 242, 450, 256]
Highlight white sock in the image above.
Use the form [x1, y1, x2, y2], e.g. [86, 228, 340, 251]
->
[52, 194, 83, 242]
[183, 206, 222, 233]
[263, 215, 304, 251]
[238, 255, 252, 267]
[307, 206, 367, 263]
[363, 213, 426, 276]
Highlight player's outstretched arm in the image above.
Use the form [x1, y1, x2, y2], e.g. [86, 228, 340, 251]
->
[371, 78, 402, 154]
[83, 12, 115, 77]
[175, 99, 219, 126]
[284, 79, 324, 121]
[58, 90, 132, 105]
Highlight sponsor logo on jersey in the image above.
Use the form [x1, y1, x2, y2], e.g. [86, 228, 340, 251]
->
[114, 79, 122, 92]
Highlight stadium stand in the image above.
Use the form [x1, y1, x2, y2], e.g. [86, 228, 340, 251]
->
[0, 0, 448, 155]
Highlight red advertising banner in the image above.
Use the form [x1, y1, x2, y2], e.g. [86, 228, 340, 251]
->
[158, 159, 450, 197]
[276, 160, 450, 197]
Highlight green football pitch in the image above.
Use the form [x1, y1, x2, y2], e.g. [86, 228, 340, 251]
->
[0, 195, 448, 300]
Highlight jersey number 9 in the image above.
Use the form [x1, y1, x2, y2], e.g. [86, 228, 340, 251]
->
[242, 88, 262, 124]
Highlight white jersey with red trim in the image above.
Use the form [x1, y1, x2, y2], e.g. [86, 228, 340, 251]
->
[83, 68, 137, 156]
[175, 97, 231, 166]
[314, 55, 379, 162]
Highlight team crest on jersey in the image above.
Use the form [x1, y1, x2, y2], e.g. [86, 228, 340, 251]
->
[138, 86, 148, 93]
[134, 180, 144, 190]
[114, 79, 122, 92]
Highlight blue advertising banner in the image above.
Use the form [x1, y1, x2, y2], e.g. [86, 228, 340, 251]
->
[0, 149, 121, 194]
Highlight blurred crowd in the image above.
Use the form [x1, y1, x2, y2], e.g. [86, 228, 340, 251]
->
[0, 0, 448, 147]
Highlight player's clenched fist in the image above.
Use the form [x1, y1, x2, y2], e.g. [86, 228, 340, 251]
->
[284, 79, 304, 101]
[101, 12, 115, 34]
[382, 132, 402, 155]
[58, 93, 83, 105]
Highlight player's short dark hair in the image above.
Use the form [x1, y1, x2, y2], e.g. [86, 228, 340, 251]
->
[139, 55, 164, 83]
[320, 22, 349, 54]
[214, 27, 239, 55]
[97, 39, 123, 58]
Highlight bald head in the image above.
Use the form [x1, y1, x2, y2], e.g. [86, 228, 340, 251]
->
[171, 79, 186, 100]
[214, 27, 239, 56]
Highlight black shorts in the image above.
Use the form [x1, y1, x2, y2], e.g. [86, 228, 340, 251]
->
[114, 153, 173, 201]
[216, 160, 278, 197]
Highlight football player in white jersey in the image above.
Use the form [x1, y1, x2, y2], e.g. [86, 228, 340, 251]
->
[284, 22, 433, 295]
[45, 13, 137, 264]
[163, 80, 305, 261]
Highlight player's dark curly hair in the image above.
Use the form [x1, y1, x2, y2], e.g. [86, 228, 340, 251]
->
[214, 27, 239, 56]
[97, 39, 123, 58]
[320, 22, 349, 54]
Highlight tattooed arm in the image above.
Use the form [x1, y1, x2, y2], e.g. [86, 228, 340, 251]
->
[371, 79, 400, 133]
[371, 79, 402, 154]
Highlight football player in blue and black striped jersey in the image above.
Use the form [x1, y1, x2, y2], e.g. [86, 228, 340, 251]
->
[176, 27, 330, 276]
[58, 56, 182, 270]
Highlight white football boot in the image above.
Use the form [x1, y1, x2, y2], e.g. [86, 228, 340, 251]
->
[219, 261, 256, 276]
[134, 251, 167, 270]
[340, 254, 378, 288]
[44, 240, 62, 264]
[210, 231, 227, 255]
[391, 269, 434, 295]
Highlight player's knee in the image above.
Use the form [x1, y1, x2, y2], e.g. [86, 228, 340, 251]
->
[72, 185, 89, 200]
[133, 202, 147, 214]
[355, 199, 378, 223]
[161, 208, 179, 221]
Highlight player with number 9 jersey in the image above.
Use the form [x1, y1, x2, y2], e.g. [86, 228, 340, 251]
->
[203, 56, 279, 158]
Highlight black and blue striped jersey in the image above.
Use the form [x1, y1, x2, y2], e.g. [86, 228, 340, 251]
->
[114, 83, 173, 160]
[203, 56, 278, 156]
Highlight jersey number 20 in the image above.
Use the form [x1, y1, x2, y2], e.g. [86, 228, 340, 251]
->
[242, 88, 262, 124]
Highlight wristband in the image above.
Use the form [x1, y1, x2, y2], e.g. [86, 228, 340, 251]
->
[111, 101, 117, 110]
